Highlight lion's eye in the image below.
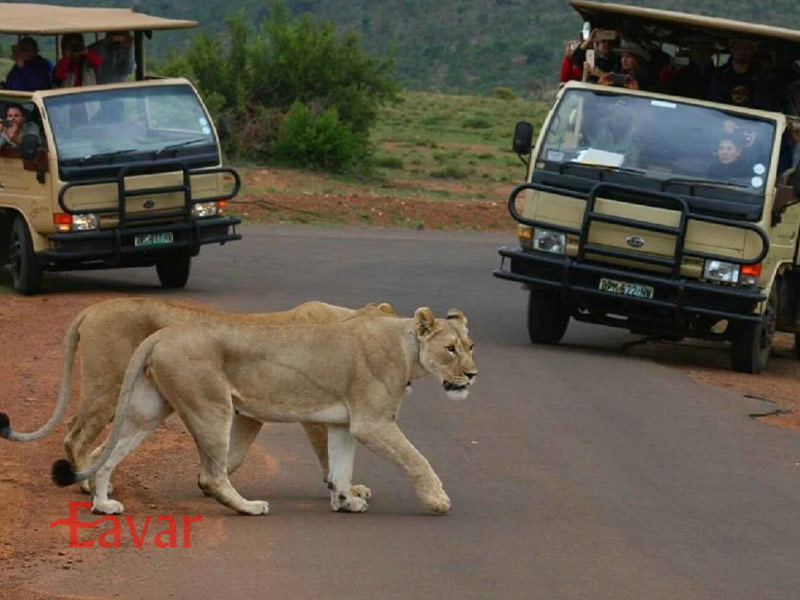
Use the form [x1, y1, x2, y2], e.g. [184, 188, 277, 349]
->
[446, 344, 456, 354]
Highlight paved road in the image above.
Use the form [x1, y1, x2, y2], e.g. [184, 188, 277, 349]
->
[27, 226, 800, 599]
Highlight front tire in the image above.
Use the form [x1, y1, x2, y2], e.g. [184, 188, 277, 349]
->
[527, 288, 570, 344]
[156, 253, 191, 289]
[730, 288, 776, 374]
[9, 215, 42, 295]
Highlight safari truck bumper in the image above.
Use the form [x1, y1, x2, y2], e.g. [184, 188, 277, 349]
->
[39, 216, 241, 269]
[493, 181, 769, 337]
[39, 163, 242, 270]
[494, 247, 765, 330]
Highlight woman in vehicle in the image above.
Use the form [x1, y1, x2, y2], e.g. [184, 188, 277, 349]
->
[707, 132, 750, 181]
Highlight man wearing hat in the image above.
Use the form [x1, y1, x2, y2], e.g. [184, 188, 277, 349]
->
[707, 39, 767, 108]
[597, 39, 654, 90]
[571, 28, 620, 83]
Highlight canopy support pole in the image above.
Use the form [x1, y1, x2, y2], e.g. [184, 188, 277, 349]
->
[134, 31, 144, 80]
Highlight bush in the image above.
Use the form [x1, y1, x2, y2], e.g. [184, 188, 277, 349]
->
[154, 1, 400, 170]
[375, 156, 405, 169]
[462, 116, 492, 129]
[272, 102, 365, 170]
[430, 164, 471, 179]
[492, 87, 517, 100]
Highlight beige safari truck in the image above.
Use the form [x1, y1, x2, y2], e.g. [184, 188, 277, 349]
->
[0, 4, 241, 295]
[494, 1, 800, 373]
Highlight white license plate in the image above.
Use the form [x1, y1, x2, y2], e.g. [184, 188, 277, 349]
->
[134, 232, 174, 247]
[598, 277, 655, 299]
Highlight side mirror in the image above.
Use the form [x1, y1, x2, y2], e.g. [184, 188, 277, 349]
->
[20, 134, 39, 161]
[512, 121, 534, 156]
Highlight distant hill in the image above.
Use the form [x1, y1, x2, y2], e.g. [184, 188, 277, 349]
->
[24, 0, 800, 94]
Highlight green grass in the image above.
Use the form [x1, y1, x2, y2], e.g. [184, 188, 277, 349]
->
[371, 90, 547, 189]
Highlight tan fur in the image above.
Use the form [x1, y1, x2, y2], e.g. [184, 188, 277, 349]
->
[22, 298, 393, 493]
[77, 307, 477, 516]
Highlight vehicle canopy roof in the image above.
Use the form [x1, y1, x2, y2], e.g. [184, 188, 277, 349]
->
[0, 2, 196, 35]
[570, 0, 800, 47]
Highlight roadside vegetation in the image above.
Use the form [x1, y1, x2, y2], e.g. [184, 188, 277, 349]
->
[156, 2, 400, 171]
[231, 89, 549, 229]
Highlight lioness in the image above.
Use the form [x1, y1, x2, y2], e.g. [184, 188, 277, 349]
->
[1, 298, 392, 494]
[52, 307, 476, 516]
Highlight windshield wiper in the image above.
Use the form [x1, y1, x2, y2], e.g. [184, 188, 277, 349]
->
[661, 177, 752, 191]
[76, 148, 138, 165]
[562, 161, 647, 175]
[152, 137, 209, 159]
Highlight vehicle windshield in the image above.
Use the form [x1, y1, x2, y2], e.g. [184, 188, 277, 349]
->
[44, 83, 218, 172]
[539, 89, 776, 195]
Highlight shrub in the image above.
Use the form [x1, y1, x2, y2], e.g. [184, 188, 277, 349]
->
[462, 116, 492, 129]
[430, 164, 471, 179]
[272, 102, 365, 170]
[492, 87, 517, 100]
[153, 1, 400, 169]
[375, 156, 405, 169]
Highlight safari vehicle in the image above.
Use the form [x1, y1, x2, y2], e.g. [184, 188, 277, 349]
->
[0, 4, 241, 295]
[493, 1, 800, 373]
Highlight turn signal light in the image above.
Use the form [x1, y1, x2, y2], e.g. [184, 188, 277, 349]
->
[740, 263, 762, 286]
[740, 263, 762, 278]
[53, 213, 72, 233]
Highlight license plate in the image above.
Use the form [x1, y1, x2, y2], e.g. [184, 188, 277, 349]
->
[134, 232, 173, 247]
[598, 277, 654, 299]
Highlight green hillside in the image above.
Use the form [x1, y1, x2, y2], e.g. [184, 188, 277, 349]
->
[16, 0, 800, 94]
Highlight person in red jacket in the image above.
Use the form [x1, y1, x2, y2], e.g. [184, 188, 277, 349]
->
[54, 33, 102, 87]
[560, 39, 583, 83]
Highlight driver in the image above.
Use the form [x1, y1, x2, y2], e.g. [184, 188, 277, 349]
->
[708, 132, 749, 181]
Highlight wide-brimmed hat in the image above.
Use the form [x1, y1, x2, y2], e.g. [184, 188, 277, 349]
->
[613, 39, 650, 62]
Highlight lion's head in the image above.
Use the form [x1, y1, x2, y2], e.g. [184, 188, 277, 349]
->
[414, 307, 477, 400]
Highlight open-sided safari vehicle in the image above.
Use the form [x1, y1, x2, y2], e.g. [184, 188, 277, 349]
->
[494, 1, 800, 372]
[0, 4, 241, 295]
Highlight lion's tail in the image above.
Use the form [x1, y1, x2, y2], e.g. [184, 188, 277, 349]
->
[0, 305, 92, 442]
[51, 330, 162, 487]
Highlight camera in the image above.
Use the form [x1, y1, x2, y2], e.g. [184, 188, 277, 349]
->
[611, 73, 631, 87]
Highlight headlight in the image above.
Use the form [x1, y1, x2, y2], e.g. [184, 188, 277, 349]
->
[533, 228, 566, 255]
[703, 259, 739, 284]
[72, 213, 98, 231]
[192, 201, 219, 218]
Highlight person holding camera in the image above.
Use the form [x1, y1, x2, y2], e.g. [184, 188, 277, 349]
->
[0, 104, 41, 148]
[53, 33, 102, 88]
[571, 28, 619, 83]
[5, 37, 52, 91]
[597, 40, 653, 91]
[89, 31, 135, 84]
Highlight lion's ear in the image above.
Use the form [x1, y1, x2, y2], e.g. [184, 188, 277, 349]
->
[414, 307, 437, 338]
[376, 302, 396, 315]
[446, 308, 467, 330]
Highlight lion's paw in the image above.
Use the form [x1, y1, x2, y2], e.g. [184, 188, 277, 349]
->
[350, 484, 372, 500]
[238, 500, 270, 516]
[332, 495, 368, 513]
[424, 491, 451, 514]
[92, 499, 125, 515]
